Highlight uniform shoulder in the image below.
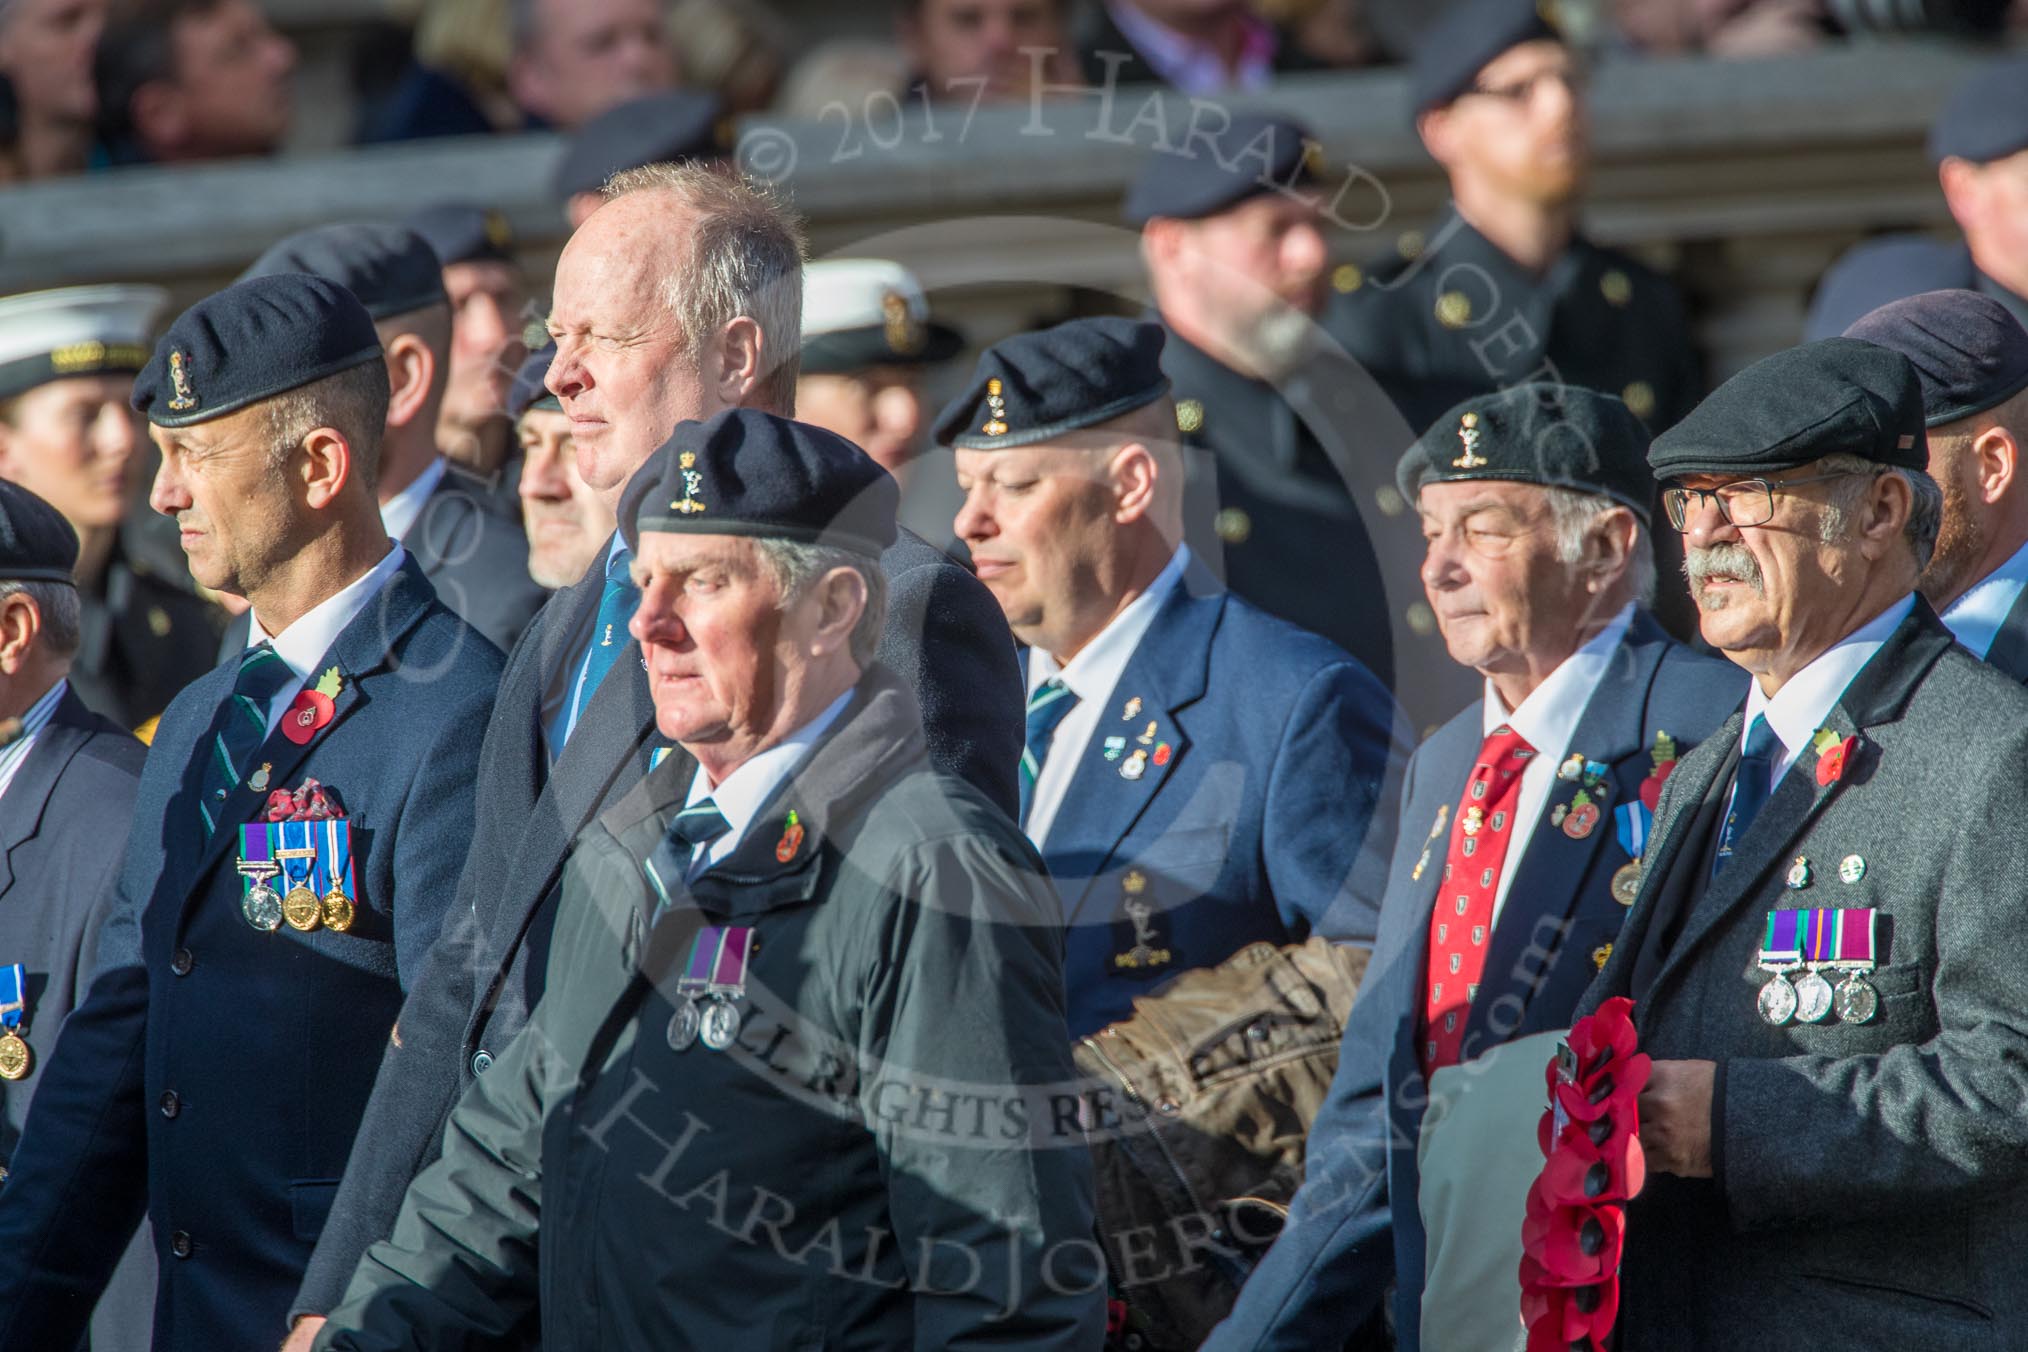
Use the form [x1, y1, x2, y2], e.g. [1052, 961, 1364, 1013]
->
[395, 602, 509, 683]
[1210, 589, 1383, 685]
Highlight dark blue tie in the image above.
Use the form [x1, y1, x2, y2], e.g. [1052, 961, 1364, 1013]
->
[1714, 714, 1779, 877]
[198, 642, 294, 835]
[1018, 678, 1078, 827]
[555, 547, 639, 749]
[643, 799, 734, 904]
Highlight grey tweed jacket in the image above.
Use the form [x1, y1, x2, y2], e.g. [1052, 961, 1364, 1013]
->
[1578, 600, 2028, 1352]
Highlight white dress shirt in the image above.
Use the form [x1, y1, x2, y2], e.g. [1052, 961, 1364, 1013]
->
[0, 678, 66, 805]
[679, 687, 855, 879]
[1023, 545, 1191, 849]
[1941, 540, 2028, 660]
[246, 545, 409, 732]
[1740, 592, 1914, 792]
[1479, 604, 1635, 926]
[377, 456, 447, 544]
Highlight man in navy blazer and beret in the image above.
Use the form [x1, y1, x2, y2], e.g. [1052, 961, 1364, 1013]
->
[938, 315, 1406, 1039]
[1208, 384, 1744, 1352]
[0, 273, 504, 1352]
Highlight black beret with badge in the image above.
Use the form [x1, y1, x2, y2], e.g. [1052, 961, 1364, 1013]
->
[1926, 53, 2028, 166]
[1843, 289, 2028, 429]
[801, 260, 964, 375]
[404, 203, 517, 268]
[0, 479, 80, 584]
[0, 283, 169, 401]
[1408, 0, 1561, 116]
[621, 408, 898, 558]
[242, 223, 447, 321]
[1123, 110, 1324, 226]
[1398, 383, 1655, 523]
[132, 273, 384, 429]
[510, 340, 561, 418]
[1648, 337, 1927, 479]
[932, 316, 1171, 451]
[551, 90, 729, 203]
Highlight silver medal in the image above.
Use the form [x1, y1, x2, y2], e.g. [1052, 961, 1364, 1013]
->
[1758, 972, 1798, 1025]
[667, 998, 702, 1051]
[1834, 973, 1879, 1024]
[1794, 970, 1835, 1023]
[700, 997, 742, 1051]
[242, 882, 284, 932]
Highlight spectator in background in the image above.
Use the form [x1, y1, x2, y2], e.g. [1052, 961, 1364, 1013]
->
[509, 341, 615, 589]
[0, 0, 102, 178]
[1074, 0, 1320, 94]
[505, 0, 677, 131]
[92, 0, 294, 166]
[549, 89, 726, 228]
[0, 74, 21, 181]
[899, 0, 1082, 103]
[670, 0, 786, 114]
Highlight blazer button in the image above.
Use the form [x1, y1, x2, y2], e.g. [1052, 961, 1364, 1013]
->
[472, 1050, 494, 1075]
[169, 1231, 193, 1259]
[170, 948, 195, 976]
[159, 1090, 181, 1119]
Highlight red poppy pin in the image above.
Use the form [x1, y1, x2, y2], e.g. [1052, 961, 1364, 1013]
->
[281, 668, 343, 746]
[776, 809, 805, 863]
[1812, 729, 1859, 788]
[1637, 731, 1679, 813]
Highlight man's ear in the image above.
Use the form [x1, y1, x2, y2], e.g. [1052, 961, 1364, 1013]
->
[1973, 423, 2019, 506]
[1110, 442, 1159, 525]
[0, 591, 39, 675]
[809, 564, 869, 659]
[1857, 469, 1913, 559]
[1416, 107, 1455, 170]
[383, 334, 437, 432]
[713, 316, 766, 409]
[297, 426, 356, 509]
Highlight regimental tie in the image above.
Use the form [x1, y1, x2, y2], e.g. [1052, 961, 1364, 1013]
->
[554, 546, 640, 751]
[1714, 715, 1779, 878]
[198, 642, 293, 836]
[643, 798, 734, 903]
[1018, 678, 1079, 828]
[1423, 724, 1536, 1073]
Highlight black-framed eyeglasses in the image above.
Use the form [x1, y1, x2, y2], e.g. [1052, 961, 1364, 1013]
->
[1661, 469, 1867, 532]
[1461, 66, 1588, 103]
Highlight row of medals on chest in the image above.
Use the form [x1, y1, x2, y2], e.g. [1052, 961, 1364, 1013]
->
[1757, 853, 1880, 1027]
[236, 846, 354, 935]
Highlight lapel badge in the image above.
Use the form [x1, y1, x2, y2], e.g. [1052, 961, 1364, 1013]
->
[1112, 870, 1173, 973]
[1610, 860, 1642, 906]
[1562, 790, 1599, 840]
[982, 378, 1010, 438]
[1591, 942, 1613, 972]
[1121, 696, 1143, 721]
[249, 761, 272, 793]
[1786, 856, 1812, 890]
[1120, 748, 1148, 781]
[1412, 805, 1450, 881]
[672, 451, 707, 515]
[1102, 735, 1126, 762]
[1136, 720, 1158, 746]
[776, 809, 805, 864]
[1451, 410, 1488, 468]
[1463, 805, 1485, 836]
[1839, 854, 1866, 885]
[1557, 753, 1585, 783]
[1152, 741, 1172, 768]
[281, 668, 344, 747]
[167, 349, 198, 411]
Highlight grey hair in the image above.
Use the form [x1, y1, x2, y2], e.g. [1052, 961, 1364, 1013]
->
[1541, 485, 1656, 606]
[1813, 452, 1942, 570]
[258, 360, 393, 487]
[601, 161, 807, 415]
[0, 579, 81, 659]
[753, 538, 887, 667]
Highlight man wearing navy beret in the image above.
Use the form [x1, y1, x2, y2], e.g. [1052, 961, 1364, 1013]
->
[1577, 338, 2028, 1347]
[1846, 289, 2028, 681]
[243, 223, 546, 654]
[314, 408, 1102, 1351]
[0, 273, 505, 1352]
[1807, 54, 2028, 340]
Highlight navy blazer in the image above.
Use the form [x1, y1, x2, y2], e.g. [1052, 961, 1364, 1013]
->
[1033, 565, 1406, 1038]
[0, 555, 503, 1352]
[291, 526, 1023, 1317]
[1205, 613, 1744, 1352]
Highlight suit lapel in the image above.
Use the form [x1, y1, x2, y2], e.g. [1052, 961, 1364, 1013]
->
[1622, 729, 1737, 1001]
[0, 689, 99, 899]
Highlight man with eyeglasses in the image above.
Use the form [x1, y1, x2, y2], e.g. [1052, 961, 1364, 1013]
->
[1330, 0, 1702, 441]
[1576, 337, 2028, 1348]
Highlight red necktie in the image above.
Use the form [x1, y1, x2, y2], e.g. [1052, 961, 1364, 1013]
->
[1423, 724, 1536, 1074]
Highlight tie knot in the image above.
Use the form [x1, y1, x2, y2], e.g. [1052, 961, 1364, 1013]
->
[235, 643, 294, 703]
[1025, 678, 1078, 733]
[668, 800, 732, 851]
[1479, 724, 1535, 773]
[1743, 714, 1779, 763]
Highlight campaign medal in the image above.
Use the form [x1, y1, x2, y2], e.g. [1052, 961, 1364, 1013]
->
[1756, 908, 1804, 1025]
[1820, 906, 1881, 1024]
[700, 926, 754, 1051]
[0, 964, 31, 1081]
[319, 817, 356, 933]
[1562, 788, 1600, 840]
[666, 925, 722, 1051]
[1610, 861, 1642, 907]
[1793, 908, 1837, 1023]
[1557, 753, 1585, 783]
[277, 825, 322, 932]
[237, 826, 284, 932]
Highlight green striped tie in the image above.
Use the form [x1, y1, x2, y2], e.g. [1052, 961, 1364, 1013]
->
[198, 642, 292, 836]
[1019, 679, 1078, 827]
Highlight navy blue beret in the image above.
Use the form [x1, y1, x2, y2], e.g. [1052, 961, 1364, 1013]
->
[1123, 110, 1324, 226]
[622, 408, 898, 558]
[243, 223, 447, 321]
[0, 479, 79, 584]
[1649, 338, 1927, 479]
[405, 203, 516, 267]
[1927, 54, 2028, 166]
[1843, 290, 2028, 428]
[132, 274, 383, 429]
[511, 340, 561, 418]
[551, 91, 729, 202]
[1409, 0, 1561, 116]
[933, 317, 1170, 451]
[1399, 383, 1655, 524]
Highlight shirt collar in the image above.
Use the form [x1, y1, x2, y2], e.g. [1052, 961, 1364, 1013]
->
[1940, 538, 2028, 660]
[1744, 593, 1916, 761]
[249, 545, 408, 682]
[0, 678, 67, 802]
[378, 457, 448, 544]
[1028, 544, 1192, 702]
[1482, 603, 1636, 749]
[685, 686, 856, 848]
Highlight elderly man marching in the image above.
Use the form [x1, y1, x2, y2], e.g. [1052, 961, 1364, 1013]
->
[311, 410, 1102, 1350]
[1578, 338, 2028, 1348]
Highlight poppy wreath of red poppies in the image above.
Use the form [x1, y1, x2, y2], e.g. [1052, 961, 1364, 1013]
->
[1520, 997, 1649, 1351]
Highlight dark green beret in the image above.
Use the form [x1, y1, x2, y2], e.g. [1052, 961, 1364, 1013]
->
[622, 408, 898, 559]
[0, 479, 79, 585]
[932, 317, 1169, 451]
[1648, 338, 1927, 480]
[1398, 383, 1655, 524]
[243, 223, 447, 321]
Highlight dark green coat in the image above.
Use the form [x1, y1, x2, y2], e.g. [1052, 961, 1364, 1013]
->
[318, 669, 1104, 1351]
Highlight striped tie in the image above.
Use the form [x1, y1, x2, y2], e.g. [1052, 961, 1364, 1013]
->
[643, 799, 735, 905]
[1019, 679, 1078, 827]
[198, 642, 293, 835]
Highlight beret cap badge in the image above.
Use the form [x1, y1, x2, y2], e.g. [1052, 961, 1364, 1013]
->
[1453, 411, 1488, 469]
[671, 451, 707, 516]
[882, 291, 925, 357]
[167, 350, 198, 412]
[982, 378, 1010, 438]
